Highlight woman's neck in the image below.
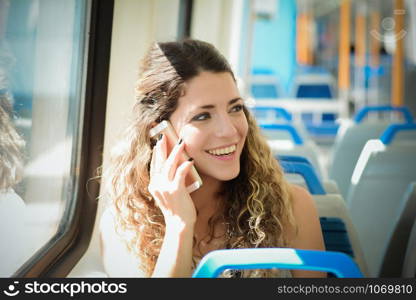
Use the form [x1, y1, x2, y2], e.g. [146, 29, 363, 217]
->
[190, 175, 223, 218]
[190, 175, 227, 253]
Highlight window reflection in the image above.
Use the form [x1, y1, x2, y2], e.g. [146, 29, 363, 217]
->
[0, 0, 88, 276]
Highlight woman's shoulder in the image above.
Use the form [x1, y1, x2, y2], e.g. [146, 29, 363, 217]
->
[288, 183, 315, 212]
[287, 183, 322, 233]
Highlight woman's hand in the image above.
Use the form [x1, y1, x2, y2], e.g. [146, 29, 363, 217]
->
[148, 134, 197, 228]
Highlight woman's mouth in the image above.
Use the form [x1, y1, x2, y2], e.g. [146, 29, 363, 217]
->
[205, 144, 237, 161]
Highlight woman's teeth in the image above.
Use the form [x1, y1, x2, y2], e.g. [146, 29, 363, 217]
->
[207, 144, 236, 156]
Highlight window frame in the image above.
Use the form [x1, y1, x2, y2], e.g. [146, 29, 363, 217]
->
[177, 0, 194, 40]
[13, 0, 114, 277]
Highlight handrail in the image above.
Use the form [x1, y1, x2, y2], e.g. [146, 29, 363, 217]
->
[278, 155, 312, 165]
[192, 248, 363, 278]
[379, 123, 416, 145]
[279, 160, 326, 195]
[354, 105, 413, 123]
[260, 124, 304, 145]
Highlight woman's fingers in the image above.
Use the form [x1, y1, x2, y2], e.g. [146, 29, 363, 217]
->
[164, 138, 186, 181]
[173, 159, 194, 186]
[150, 134, 190, 190]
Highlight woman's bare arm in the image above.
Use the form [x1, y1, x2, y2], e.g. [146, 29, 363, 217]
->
[151, 218, 195, 277]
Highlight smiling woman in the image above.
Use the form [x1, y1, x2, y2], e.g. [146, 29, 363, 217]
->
[99, 39, 325, 278]
[169, 71, 248, 182]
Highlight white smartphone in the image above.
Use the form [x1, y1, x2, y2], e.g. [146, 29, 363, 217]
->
[149, 120, 203, 193]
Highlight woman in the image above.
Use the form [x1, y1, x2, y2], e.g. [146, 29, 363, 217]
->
[100, 39, 325, 277]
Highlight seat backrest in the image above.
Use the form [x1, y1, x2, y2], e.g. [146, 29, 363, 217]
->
[293, 73, 335, 99]
[261, 123, 304, 145]
[329, 121, 389, 199]
[278, 155, 339, 194]
[261, 123, 324, 178]
[329, 114, 415, 200]
[313, 194, 368, 277]
[320, 180, 339, 194]
[296, 84, 333, 98]
[402, 217, 416, 278]
[303, 121, 340, 141]
[379, 123, 416, 145]
[379, 182, 416, 277]
[276, 155, 366, 275]
[279, 160, 326, 195]
[285, 177, 340, 195]
[320, 217, 354, 259]
[347, 139, 416, 277]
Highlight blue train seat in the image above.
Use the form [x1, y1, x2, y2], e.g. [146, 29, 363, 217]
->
[304, 121, 340, 138]
[320, 217, 354, 258]
[296, 84, 332, 98]
[293, 73, 335, 99]
[192, 248, 363, 278]
[251, 106, 311, 144]
[347, 123, 416, 277]
[278, 155, 339, 193]
[260, 123, 325, 179]
[279, 159, 325, 195]
[250, 69, 282, 99]
[380, 182, 416, 277]
[402, 215, 416, 277]
[279, 157, 367, 275]
[353, 105, 413, 123]
[314, 194, 368, 276]
[300, 112, 339, 143]
[329, 105, 414, 199]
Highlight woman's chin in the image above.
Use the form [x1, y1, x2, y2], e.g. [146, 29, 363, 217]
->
[208, 169, 240, 182]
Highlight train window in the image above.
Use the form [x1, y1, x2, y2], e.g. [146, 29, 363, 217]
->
[0, 0, 90, 276]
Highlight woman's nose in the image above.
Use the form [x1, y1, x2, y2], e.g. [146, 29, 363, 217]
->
[215, 114, 238, 137]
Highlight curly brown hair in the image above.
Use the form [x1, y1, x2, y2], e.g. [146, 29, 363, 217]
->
[102, 39, 295, 276]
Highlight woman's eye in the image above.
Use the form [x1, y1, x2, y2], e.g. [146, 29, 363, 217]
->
[230, 104, 243, 113]
[192, 113, 210, 121]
